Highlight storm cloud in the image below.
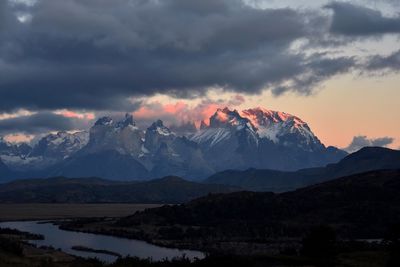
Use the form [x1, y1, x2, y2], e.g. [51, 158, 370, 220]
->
[0, 112, 93, 134]
[326, 2, 400, 36]
[0, 0, 357, 113]
[367, 49, 400, 72]
[0, 0, 399, 137]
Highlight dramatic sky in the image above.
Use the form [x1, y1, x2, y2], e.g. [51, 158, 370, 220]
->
[0, 0, 399, 150]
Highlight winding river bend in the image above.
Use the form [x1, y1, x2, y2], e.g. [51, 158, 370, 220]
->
[0, 221, 205, 263]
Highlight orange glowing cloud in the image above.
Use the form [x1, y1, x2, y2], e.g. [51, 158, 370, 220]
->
[132, 103, 166, 120]
[0, 110, 36, 120]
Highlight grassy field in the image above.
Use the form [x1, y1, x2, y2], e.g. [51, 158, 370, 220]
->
[0, 203, 162, 221]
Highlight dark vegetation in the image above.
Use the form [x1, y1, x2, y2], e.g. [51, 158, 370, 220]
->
[61, 170, 400, 254]
[0, 227, 44, 258]
[0, 176, 238, 203]
[206, 147, 400, 191]
[1, 169, 400, 266]
[122, 169, 400, 238]
[0, 227, 44, 240]
[0, 236, 24, 256]
[385, 224, 400, 267]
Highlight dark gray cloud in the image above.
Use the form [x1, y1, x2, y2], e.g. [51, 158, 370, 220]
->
[1, 0, 400, 138]
[344, 135, 395, 153]
[0, 0, 356, 113]
[0, 112, 93, 134]
[325, 2, 400, 36]
[367, 49, 400, 71]
[271, 54, 355, 95]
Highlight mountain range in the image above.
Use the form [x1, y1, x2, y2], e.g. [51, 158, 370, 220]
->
[0, 107, 348, 181]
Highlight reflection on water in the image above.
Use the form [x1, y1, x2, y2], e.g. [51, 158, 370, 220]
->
[0, 221, 204, 263]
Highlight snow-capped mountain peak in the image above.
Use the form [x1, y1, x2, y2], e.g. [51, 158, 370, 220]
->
[209, 107, 255, 131]
[116, 113, 137, 129]
[0, 137, 32, 158]
[95, 116, 114, 126]
[31, 131, 89, 159]
[191, 107, 258, 149]
[241, 107, 322, 150]
[0, 107, 347, 180]
[94, 114, 139, 131]
[241, 107, 307, 129]
[144, 120, 175, 154]
[148, 120, 173, 136]
[86, 114, 143, 157]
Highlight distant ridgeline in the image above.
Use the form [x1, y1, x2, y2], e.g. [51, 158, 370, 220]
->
[0, 107, 346, 182]
[0, 147, 399, 203]
[0, 176, 239, 204]
[206, 147, 400, 192]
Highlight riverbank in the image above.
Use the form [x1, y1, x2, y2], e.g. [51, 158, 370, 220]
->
[60, 219, 299, 255]
[0, 203, 162, 221]
[1, 220, 396, 267]
[0, 227, 393, 267]
[72, 245, 122, 258]
[0, 225, 79, 266]
[0, 220, 205, 262]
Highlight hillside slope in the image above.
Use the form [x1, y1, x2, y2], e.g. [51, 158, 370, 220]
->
[205, 147, 400, 191]
[116, 169, 400, 240]
[61, 169, 400, 255]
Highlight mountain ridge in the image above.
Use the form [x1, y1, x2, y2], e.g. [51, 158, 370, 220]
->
[0, 107, 348, 181]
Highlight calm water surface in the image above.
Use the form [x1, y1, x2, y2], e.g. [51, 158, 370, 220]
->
[0, 221, 205, 263]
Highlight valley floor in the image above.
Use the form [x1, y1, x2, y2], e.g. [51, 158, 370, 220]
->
[0, 204, 162, 221]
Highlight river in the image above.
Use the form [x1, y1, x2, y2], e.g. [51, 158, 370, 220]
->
[0, 221, 205, 263]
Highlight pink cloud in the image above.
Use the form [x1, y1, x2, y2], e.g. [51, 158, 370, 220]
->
[133, 95, 246, 128]
[54, 110, 95, 120]
[4, 133, 35, 144]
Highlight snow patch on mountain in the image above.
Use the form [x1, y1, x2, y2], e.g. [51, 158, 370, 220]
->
[148, 120, 173, 136]
[85, 113, 143, 157]
[210, 108, 255, 131]
[144, 120, 175, 154]
[241, 107, 322, 150]
[190, 128, 232, 147]
[31, 131, 89, 159]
